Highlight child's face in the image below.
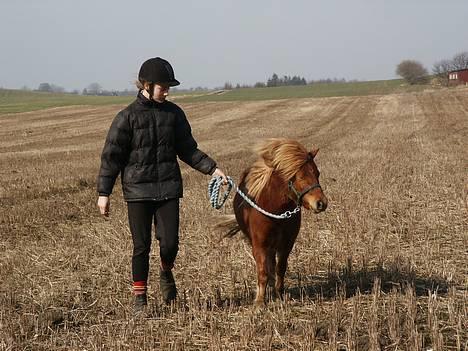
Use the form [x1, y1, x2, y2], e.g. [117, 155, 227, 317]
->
[151, 83, 170, 102]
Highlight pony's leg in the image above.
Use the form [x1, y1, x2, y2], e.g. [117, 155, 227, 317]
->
[252, 244, 268, 306]
[267, 251, 277, 297]
[267, 251, 276, 287]
[275, 245, 294, 298]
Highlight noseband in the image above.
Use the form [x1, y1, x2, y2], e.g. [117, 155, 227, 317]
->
[288, 180, 321, 206]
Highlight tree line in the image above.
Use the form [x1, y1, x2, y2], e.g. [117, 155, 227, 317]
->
[32, 82, 137, 96]
[432, 51, 468, 85]
[223, 74, 352, 90]
[396, 51, 468, 85]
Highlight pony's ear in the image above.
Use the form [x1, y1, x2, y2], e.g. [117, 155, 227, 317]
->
[308, 148, 319, 159]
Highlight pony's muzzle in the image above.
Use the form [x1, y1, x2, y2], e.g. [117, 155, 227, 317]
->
[304, 193, 328, 213]
[316, 199, 327, 212]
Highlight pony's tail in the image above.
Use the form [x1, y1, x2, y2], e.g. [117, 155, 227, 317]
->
[215, 215, 241, 238]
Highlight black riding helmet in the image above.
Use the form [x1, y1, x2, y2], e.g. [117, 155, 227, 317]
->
[138, 57, 180, 87]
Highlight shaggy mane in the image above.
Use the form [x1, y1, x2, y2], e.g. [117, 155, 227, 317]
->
[243, 138, 309, 201]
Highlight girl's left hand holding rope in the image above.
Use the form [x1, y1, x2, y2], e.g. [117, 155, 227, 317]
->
[212, 168, 228, 184]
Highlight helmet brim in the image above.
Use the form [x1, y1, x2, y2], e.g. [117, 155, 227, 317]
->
[168, 80, 180, 87]
[152, 80, 180, 87]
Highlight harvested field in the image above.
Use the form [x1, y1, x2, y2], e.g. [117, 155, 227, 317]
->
[0, 88, 467, 350]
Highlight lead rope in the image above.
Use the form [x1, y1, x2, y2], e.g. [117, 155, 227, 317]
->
[208, 176, 301, 219]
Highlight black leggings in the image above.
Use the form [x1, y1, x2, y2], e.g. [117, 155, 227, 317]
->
[127, 199, 179, 282]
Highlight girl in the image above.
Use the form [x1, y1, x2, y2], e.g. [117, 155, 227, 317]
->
[96, 57, 227, 311]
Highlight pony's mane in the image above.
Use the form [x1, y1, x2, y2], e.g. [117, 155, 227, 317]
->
[243, 138, 309, 201]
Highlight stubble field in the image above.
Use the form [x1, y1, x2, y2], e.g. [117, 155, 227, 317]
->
[0, 88, 467, 350]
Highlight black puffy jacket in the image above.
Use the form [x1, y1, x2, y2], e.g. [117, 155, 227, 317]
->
[97, 92, 216, 201]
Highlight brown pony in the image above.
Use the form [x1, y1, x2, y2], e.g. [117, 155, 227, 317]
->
[218, 138, 328, 305]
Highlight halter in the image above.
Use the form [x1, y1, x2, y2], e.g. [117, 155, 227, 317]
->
[288, 180, 322, 206]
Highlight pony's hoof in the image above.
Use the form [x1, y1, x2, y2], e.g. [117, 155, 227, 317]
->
[254, 300, 266, 310]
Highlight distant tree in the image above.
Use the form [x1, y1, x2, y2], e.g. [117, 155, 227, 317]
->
[396, 60, 428, 85]
[82, 88, 88, 95]
[451, 51, 468, 70]
[70, 89, 79, 95]
[223, 82, 233, 90]
[267, 73, 279, 87]
[86, 82, 102, 95]
[266, 73, 307, 87]
[308, 77, 348, 85]
[254, 82, 266, 88]
[432, 59, 453, 86]
[192, 86, 208, 91]
[38, 83, 52, 92]
[291, 76, 307, 86]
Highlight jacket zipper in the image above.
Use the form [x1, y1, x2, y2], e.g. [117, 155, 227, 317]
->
[153, 109, 160, 196]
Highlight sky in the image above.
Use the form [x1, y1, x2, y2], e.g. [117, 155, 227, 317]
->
[0, 0, 467, 91]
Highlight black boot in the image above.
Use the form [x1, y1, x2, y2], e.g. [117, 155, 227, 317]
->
[133, 294, 147, 314]
[160, 270, 177, 304]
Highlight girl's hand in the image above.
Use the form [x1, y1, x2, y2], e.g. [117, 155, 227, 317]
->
[97, 196, 110, 217]
[212, 168, 228, 185]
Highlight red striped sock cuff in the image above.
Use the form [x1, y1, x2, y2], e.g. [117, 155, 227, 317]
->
[133, 281, 147, 295]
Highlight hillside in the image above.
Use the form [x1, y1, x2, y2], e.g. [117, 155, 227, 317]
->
[0, 79, 434, 114]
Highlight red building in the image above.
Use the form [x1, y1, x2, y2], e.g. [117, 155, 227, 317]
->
[448, 69, 468, 85]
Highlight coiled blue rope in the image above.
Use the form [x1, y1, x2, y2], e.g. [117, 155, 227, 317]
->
[208, 176, 234, 209]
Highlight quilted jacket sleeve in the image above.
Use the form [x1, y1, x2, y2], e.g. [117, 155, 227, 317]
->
[175, 108, 217, 175]
[96, 112, 132, 195]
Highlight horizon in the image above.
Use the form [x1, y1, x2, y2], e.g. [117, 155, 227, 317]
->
[1, 76, 408, 94]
